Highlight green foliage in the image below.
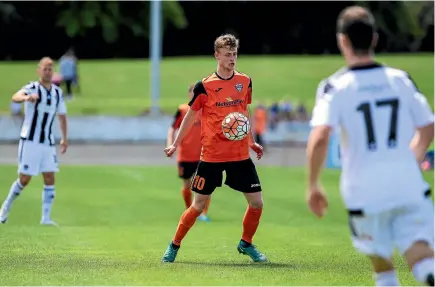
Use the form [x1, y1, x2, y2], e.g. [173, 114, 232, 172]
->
[355, 1, 433, 51]
[0, 2, 20, 25]
[55, 1, 188, 43]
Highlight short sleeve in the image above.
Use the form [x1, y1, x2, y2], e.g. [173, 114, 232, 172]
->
[172, 108, 182, 129]
[310, 81, 340, 128]
[20, 82, 37, 95]
[402, 74, 434, 128]
[188, 81, 207, 111]
[410, 92, 434, 128]
[247, 78, 252, 104]
[56, 91, 67, 115]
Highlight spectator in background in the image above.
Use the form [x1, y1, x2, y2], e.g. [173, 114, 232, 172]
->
[253, 102, 268, 151]
[278, 99, 293, 121]
[59, 48, 79, 100]
[52, 72, 62, 87]
[295, 101, 309, 121]
[269, 101, 279, 131]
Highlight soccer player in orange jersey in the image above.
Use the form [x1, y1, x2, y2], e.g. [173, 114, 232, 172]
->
[162, 34, 267, 263]
[167, 84, 210, 222]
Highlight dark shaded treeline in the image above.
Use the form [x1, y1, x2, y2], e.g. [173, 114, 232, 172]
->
[0, 1, 433, 60]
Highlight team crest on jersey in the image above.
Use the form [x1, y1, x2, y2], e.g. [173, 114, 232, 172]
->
[235, 83, 243, 92]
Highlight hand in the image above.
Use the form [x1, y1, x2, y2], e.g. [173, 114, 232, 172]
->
[60, 139, 68, 154]
[164, 144, 177, 157]
[250, 142, 264, 160]
[26, 94, 39, 103]
[307, 185, 328, 218]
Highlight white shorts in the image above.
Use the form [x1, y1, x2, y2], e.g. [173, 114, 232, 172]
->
[349, 199, 434, 259]
[17, 139, 59, 176]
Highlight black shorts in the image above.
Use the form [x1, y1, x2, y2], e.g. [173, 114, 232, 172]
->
[190, 158, 262, 195]
[177, 161, 199, 179]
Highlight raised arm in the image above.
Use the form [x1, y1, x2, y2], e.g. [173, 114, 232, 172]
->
[12, 83, 38, 103]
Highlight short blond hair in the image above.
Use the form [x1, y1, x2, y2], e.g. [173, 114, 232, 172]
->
[214, 34, 239, 52]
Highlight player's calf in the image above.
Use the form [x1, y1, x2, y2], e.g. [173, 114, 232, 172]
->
[0, 175, 31, 223]
[41, 173, 56, 224]
[238, 191, 267, 262]
[405, 241, 434, 286]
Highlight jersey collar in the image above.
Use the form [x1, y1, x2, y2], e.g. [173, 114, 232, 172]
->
[348, 62, 383, 71]
[215, 71, 235, 80]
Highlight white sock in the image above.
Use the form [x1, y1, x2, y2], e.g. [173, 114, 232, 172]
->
[42, 185, 55, 220]
[3, 179, 24, 207]
[374, 270, 400, 286]
[412, 257, 434, 285]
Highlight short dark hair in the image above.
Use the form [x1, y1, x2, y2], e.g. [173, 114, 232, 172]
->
[336, 6, 376, 54]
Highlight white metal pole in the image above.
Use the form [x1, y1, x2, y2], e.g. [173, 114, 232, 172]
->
[150, 0, 162, 116]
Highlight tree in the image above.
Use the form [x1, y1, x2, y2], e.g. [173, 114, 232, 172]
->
[55, 1, 188, 44]
[356, 1, 434, 51]
[0, 2, 21, 26]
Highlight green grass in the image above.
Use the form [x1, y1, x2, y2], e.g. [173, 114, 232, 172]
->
[0, 54, 433, 115]
[0, 165, 433, 285]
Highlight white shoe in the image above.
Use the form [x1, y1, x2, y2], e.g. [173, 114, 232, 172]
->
[40, 219, 58, 226]
[0, 203, 10, 224]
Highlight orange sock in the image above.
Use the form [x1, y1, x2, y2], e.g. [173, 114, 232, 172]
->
[181, 187, 192, 208]
[202, 198, 211, 215]
[241, 205, 263, 244]
[172, 206, 201, 246]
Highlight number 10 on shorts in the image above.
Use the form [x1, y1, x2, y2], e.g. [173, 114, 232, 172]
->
[192, 175, 205, 190]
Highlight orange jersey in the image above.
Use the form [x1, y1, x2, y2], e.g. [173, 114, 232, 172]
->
[172, 103, 202, 162]
[254, 107, 267, 135]
[188, 71, 252, 163]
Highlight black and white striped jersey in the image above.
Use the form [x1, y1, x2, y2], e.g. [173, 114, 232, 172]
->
[18, 81, 67, 146]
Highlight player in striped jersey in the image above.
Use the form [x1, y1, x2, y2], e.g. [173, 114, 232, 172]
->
[0, 57, 68, 225]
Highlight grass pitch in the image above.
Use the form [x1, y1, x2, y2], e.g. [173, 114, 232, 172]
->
[0, 165, 433, 285]
[0, 54, 433, 115]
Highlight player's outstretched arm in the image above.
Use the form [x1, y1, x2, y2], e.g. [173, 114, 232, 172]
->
[167, 126, 177, 148]
[164, 108, 198, 157]
[172, 108, 198, 146]
[12, 90, 38, 103]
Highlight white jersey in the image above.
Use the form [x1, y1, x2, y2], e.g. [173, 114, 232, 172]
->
[18, 81, 67, 146]
[311, 63, 434, 214]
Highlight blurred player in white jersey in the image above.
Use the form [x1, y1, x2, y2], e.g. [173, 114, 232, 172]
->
[306, 6, 434, 286]
[0, 57, 68, 225]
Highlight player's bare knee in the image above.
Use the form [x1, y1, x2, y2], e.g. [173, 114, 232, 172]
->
[183, 179, 191, 190]
[244, 192, 263, 209]
[369, 256, 395, 273]
[192, 193, 209, 212]
[248, 200, 263, 209]
[18, 174, 32, 186]
[404, 241, 434, 268]
[42, 173, 55, 186]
